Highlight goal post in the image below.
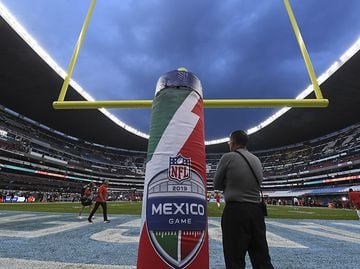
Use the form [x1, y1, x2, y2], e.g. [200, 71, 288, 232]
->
[53, 0, 328, 110]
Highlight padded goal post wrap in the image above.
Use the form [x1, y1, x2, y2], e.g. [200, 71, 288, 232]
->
[137, 69, 209, 268]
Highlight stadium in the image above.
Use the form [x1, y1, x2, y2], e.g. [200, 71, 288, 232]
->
[1, 1, 360, 269]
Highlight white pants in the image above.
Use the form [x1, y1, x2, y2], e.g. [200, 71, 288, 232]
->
[357, 209, 360, 220]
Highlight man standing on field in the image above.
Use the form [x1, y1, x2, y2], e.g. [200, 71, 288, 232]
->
[348, 188, 360, 220]
[88, 179, 110, 223]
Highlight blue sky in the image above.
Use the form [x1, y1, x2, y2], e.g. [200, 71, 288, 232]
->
[1, 0, 360, 141]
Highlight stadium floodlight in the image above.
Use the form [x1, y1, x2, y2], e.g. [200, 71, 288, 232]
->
[52, 0, 328, 110]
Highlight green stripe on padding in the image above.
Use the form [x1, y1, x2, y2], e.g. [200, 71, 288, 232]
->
[147, 88, 191, 162]
[154, 231, 178, 260]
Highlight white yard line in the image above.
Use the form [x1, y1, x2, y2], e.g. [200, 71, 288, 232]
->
[268, 221, 360, 244]
[332, 222, 360, 229]
[0, 214, 57, 223]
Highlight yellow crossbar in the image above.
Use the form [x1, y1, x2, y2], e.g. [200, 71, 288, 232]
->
[53, 0, 328, 109]
[53, 99, 329, 109]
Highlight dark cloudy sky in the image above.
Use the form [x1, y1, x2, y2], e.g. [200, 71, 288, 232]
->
[1, 0, 360, 141]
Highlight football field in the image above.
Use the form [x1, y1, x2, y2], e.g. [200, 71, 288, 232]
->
[0, 201, 357, 219]
[0, 203, 359, 269]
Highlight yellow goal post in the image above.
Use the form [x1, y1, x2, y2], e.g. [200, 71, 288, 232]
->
[53, 0, 328, 110]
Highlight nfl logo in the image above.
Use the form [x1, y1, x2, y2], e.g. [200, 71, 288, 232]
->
[146, 169, 207, 268]
[168, 155, 191, 182]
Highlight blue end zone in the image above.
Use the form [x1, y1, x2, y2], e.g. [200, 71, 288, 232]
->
[0, 211, 359, 268]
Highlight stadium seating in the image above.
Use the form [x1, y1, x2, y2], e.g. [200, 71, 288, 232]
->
[1, 105, 359, 206]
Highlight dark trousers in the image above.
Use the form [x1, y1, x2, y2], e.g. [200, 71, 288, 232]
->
[88, 202, 108, 221]
[221, 202, 274, 269]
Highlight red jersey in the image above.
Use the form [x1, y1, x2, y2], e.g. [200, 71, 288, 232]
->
[96, 184, 108, 202]
[349, 191, 360, 209]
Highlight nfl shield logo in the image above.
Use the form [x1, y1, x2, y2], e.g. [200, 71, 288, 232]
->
[168, 155, 191, 182]
[146, 169, 207, 268]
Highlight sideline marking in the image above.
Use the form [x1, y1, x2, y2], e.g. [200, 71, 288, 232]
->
[287, 210, 314, 214]
[0, 258, 135, 269]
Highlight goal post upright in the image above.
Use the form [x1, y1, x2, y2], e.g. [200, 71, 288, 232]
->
[283, 0, 323, 100]
[56, 0, 97, 102]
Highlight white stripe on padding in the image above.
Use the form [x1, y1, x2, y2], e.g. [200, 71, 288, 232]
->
[141, 92, 200, 226]
[146, 91, 200, 184]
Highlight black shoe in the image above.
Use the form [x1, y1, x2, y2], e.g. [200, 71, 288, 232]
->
[88, 219, 93, 223]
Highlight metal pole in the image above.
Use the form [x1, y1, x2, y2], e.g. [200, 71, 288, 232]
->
[57, 0, 97, 102]
[283, 0, 324, 99]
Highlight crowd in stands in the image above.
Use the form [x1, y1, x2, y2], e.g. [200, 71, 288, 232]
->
[1, 105, 359, 207]
[207, 123, 360, 191]
[0, 188, 143, 203]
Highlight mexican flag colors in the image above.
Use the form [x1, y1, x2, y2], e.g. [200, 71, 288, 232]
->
[137, 68, 209, 268]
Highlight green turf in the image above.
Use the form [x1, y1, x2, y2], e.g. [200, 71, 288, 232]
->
[0, 202, 142, 215]
[209, 204, 358, 220]
[0, 202, 358, 220]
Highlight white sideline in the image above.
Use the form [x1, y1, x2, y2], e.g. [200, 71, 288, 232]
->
[0, 258, 135, 269]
